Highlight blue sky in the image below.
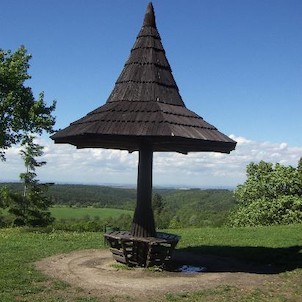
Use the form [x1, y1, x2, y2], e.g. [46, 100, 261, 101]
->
[1, 0, 302, 187]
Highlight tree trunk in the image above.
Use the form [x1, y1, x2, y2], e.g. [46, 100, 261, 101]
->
[131, 145, 156, 237]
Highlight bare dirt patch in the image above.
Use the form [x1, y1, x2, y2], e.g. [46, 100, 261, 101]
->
[35, 249, 282, 301]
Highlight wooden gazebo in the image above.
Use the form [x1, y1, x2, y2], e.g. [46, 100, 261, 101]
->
[51, 3, 236, 267]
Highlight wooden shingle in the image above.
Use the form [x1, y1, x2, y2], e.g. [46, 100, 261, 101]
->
[51, 2, 236, 154]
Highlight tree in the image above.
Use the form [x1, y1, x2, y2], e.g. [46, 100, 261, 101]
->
[298, 158, 302, 196]
[19, 136, 46, 197]
[229, 159, 302, 227]
[152, 193, 164, 214]
[0, 46, 56, 160]
[0, 186, 7, 226]
[152, 193, 172, 229]
[5, 136, 54, 227]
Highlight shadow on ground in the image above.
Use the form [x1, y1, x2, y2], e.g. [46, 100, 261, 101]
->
[170, 245, 302, 274]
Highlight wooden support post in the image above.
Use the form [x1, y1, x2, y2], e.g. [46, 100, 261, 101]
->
[131, 145, 156, 237]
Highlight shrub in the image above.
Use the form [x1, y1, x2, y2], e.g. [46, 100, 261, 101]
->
[229, 159, 302, 227]
[229, 196, 302, 227]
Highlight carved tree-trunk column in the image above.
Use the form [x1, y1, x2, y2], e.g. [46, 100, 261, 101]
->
[131, 145, 156, 237]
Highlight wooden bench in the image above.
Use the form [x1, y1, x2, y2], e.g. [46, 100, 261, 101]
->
[104, 231, 180, 267]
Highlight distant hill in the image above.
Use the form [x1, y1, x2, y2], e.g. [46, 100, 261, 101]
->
[0, 183, 236, 227]
[158, 188, 236, 227]
[163, 189, 236, 211]
[0, 183, 137, 209]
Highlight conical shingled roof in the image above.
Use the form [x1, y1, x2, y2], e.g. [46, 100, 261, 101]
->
[51, 3, 236, 154]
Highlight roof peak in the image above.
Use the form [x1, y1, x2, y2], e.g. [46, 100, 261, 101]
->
[143, 2, 156, 28]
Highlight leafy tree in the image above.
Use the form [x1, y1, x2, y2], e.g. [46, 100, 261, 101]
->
[229, 195, 302, 226]
[229, 159, 302, 227]
[298, 158, 302, 196]
[152, 193, 174, 229]
[152, 193, 164, 214]
[0, 187, 7, 226]
[168, 215, 181, 229]
[0, 46, 56, 160]
[5, 136, 54, 227]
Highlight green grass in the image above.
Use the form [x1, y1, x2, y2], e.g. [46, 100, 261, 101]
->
[174, 225, 302, 270]
[0, 224, 301, 301]
[176, 224, 302, 248]
[50, 206, 133, 220]
[0, 228, 103, 302]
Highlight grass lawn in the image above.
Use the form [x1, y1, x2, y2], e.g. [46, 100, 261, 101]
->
[0, 224, 301, 301]
[50, 206, 133, 220]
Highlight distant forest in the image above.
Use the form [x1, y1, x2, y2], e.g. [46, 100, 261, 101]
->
[1, 183, 236, 228]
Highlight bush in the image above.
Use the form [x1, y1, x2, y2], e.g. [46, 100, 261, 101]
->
[229, 159, 302, 227]
[229, 196, 302, 227]
[50, 213, 132, 232]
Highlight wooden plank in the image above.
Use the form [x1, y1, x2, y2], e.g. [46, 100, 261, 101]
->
[105, 231, 180, 267]
[110, 248, 124, 257]
[112, 254, 127, 264]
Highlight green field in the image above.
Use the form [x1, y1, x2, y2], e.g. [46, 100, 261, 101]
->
[0, 224, 301, 301]
[50, 206, 133, 220]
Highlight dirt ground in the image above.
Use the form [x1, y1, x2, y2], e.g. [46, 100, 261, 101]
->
[35, 249, 282, 301]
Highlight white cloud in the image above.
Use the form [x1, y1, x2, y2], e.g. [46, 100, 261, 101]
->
[1, 135, 301, 188]
[229, 135, 251, 145]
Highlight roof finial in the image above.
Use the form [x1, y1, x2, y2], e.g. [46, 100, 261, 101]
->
[143, 2, 156, 28]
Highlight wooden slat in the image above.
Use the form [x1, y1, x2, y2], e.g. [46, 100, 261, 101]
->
[112, 254, 127, 264]
[105, 231, 180, 267]
[51, 3, 236, 155]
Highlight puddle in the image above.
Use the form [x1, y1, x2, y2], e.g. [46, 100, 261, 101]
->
[176, 265, 207, 273]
